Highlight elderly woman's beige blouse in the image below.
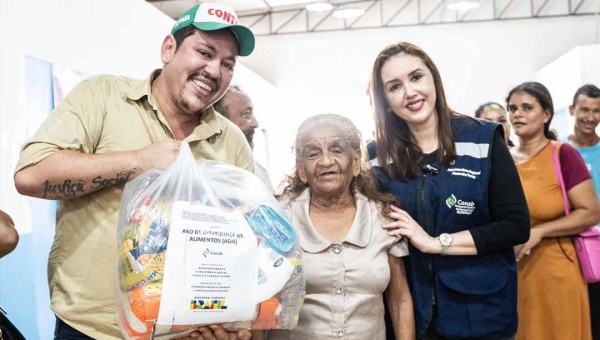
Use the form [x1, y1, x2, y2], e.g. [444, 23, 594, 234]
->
[268, 189, 409, 340]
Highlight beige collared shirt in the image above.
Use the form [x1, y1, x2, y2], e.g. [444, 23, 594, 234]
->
[15, 71, 254, 339]
[269, 189, 408, 340]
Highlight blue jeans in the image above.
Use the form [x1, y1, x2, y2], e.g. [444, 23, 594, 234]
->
[54, 317, 94, 340]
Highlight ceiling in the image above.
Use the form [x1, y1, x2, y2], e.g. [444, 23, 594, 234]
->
[147, 0, 598, 35]
[148, 0, 353, 17]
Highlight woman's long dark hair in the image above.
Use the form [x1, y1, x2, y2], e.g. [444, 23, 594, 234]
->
[369, 42, 457, 181]
[506, 82, 556, 140]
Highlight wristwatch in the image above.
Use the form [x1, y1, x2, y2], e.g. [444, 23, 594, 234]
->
[439, 233, 453, 256]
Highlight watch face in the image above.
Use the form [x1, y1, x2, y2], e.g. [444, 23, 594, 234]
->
[440, 233, 453, 246]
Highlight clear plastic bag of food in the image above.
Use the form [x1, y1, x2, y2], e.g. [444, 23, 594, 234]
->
[198, 160, 305, 330]
[116, 143, 304, 340]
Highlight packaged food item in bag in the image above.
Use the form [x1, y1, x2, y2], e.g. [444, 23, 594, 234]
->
[199, 161, 305, 329]
[116, 143, 305, 340]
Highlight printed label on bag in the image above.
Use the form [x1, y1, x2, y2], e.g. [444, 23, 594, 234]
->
[157, 201, 258, 326]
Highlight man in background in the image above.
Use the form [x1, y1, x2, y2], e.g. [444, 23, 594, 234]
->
[214, 86, 274, 192]
[566, 84, 600, 340]
[14, 3, 254, 339]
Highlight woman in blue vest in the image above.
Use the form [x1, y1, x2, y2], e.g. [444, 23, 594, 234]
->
[367, 42, 530, 340]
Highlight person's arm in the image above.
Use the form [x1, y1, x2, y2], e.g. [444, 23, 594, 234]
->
[515, 144, 600, 260]
[13, 77, 185, 200]
[0, 210, 18, 258]
[14, 139, 181, 200]
[385, 255, 415, 340]
[468, 132, 530, 255]
[384, 206, 479, 255]
[536, 179, 600, 236]
[384, 131, 530, 255]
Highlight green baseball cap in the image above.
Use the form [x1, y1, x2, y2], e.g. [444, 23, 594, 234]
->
[171, 3, 255, 57]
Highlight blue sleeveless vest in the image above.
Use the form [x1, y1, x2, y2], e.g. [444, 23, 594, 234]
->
[369, 117, 517, 339]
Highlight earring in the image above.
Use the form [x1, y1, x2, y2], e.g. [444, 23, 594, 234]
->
[386, 108, 393, 114]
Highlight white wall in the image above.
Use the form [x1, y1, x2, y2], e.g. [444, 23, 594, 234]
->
[581, 44, 600, 85]
[0, 0, 174, 228]
[242, 15, 600, 185]
[535, 43, 600, 139]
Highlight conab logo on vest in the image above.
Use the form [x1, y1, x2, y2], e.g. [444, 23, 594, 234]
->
[445, 194, 475, 215]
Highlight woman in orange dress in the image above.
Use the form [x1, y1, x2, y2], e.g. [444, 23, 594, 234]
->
[507, 82, 599, 340]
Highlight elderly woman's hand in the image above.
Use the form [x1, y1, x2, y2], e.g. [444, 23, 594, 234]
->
[384, 206, 440, 254]
[173, 325, 252, 340]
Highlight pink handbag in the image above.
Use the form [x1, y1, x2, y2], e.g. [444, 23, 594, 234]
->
[552, 142, 600, 283]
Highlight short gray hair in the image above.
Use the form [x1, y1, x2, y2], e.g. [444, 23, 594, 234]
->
[294, 114, 362, 160]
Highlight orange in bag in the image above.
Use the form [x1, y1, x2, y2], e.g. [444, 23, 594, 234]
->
[128, 282, 162, 323]
[118, 289, 154, 339]
[251, 297, 281, 330]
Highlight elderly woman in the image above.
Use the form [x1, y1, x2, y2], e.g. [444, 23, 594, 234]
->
[263, 114, 414, 340]
[367, 42, 530, 340]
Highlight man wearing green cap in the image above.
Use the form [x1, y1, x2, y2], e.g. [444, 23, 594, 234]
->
[14, 3, 255, 340]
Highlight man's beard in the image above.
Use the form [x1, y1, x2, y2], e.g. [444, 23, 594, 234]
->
[245, 130, 255, 149]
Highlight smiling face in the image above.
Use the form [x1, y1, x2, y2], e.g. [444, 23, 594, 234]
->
[480, 106, 510, 143]
[570, 95, 600, 136]
[508, 92, 550, 140]
[161, 29, 238, 115]
[297, 125, 361, 199]
[381, 53, 438, 128]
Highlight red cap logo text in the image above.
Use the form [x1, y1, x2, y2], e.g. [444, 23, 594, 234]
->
[208, 8, 239, 25]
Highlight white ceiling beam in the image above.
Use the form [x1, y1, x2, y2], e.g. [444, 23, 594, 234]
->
[261, 0, 273, 10]
[459, 7, 472, 22]
[534, 0, 552, 17]
[248, 13, 269, 28]
[385, 0, 413, 26]
[380, 0, 384, 26]
[423, 0, 445, 23]
[530, 0, 534, 17]
[573, 0, 590, 14]
[497, 0, 517, 19]
[348, 1, 378, 29]
[439, 1, 446, 23]
[311, 4, 339, 31]
[421, 0, 445, 24]
[274, 9, 304, 33]
[233, 0, 592, 35]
